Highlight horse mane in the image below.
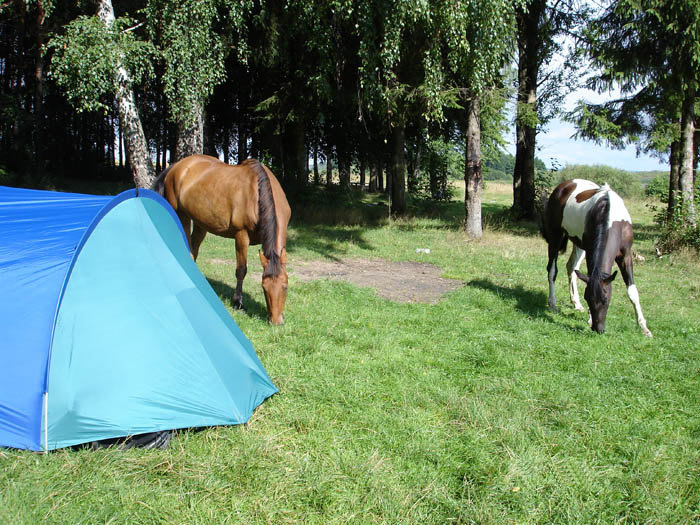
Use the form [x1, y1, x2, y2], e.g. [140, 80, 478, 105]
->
[245, 159, 281, 278]
[586, 189, 611, 278]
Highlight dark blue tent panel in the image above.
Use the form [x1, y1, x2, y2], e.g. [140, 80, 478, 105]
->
[0, 186, 276, 451]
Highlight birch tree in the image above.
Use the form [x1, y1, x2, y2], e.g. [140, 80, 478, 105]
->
[49, 0, 156, 187]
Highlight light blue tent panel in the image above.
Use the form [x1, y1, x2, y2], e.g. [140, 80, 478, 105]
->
[0, 186, 277, 451]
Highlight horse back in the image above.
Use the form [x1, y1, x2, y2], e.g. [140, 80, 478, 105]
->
[560, 179, 602, 242]
[164, 155, 259, 237]
[543, 179, 579, 244]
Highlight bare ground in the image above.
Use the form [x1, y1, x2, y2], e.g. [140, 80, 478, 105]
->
[208, 257, 463, 304]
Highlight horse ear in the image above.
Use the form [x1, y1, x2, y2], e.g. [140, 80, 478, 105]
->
[603, 270, 618, 284]
[280, 247, 287, 265]
[259, 249, 269, 268]
[575, 270, 589, 283]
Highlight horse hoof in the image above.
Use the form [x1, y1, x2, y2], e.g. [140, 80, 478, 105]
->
[233, 302, 244, 311]
[644, 329, 653, 338]
[574, 305, 585, 312]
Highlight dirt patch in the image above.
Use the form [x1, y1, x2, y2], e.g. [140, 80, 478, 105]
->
[208, 257, 463, 304]
[293, 258, 462, 304]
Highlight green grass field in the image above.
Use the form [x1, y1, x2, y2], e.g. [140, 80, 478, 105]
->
[2, 182, 699, 524]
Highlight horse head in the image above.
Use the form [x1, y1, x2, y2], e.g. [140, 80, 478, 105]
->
[259, 248, 288, 325]
[575, 269, 617, 333]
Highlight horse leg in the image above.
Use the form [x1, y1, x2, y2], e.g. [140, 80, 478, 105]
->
[566, 247, 586, 311]
[189, 225, 207, 262]
[547, 243, 560, 312]
[177, 212, 193, 256]
[616, 253, 653, 338]
[233, 232, 249, 310]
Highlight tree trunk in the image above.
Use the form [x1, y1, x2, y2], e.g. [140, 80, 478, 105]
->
[385, 159, 392, 195]
[237, 124, 247, 163]
[118, 124, 124, 168]
[175, 101, 204, 161]
[289, 119, 307, 186]
[679, 82, 696, 224]
[32, 1, 46, 175]
[222, 128, 230, 164]
[409, 137, 423, 194]
[359, 153, 367, 188]
[390, 121, 406, 214]
[369, 159, 378, 193]
[313, 143, 320, 184]
[203, 109, 217, 157]
[97, 0, 155, 188]
[512, 0, 544, 221]
[668, 139, 681, 220]
[464, 96, 483, 238]
[338, 154, 351, 189]
[326, 145, 333, 187]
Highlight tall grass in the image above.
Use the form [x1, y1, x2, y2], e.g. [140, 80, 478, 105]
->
[2, 183, 699, 523]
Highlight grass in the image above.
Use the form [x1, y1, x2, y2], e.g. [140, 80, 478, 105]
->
[2, 182, 700, 523]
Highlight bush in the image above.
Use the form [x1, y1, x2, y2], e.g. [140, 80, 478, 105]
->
[656, 201, 700, 253]
[410, 139, 458, 202]
[645, 174, 668, 201]
[556, 164, 644, 198]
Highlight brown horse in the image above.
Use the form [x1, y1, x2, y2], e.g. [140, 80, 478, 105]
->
[153, 154, 291, 325]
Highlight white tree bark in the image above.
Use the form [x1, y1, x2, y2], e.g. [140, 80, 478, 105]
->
[175, 101, 204, 161]
[97, 0, 155, 188]
[679, 82, 696, 224]
[464, 95, 483, 238]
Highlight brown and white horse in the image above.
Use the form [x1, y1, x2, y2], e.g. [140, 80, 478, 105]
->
[542, 179, 652, 337]
[153, 154, 291, 325]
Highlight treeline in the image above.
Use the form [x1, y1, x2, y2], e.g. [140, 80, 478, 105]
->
[1, 0, 522, 238]
[0, 1, 698, 245]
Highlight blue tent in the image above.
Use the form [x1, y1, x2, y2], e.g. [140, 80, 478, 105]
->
[0, 185, 277, 452]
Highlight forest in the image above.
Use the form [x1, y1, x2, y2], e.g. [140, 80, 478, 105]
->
[0, 0, 698, 245]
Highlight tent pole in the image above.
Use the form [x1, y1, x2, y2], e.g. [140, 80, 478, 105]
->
[43, 392, 48, 454]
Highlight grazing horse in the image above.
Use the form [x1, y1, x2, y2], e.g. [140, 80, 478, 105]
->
[153, 154, 291, 325]
[542, 179, 652, 337]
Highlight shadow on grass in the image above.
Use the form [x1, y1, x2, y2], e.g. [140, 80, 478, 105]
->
[291, 224, 376, 261]
[631, 222, 660, 244]
[468, 278, 548, 318]
[208, 278, 268, 323]
[467, 278, 590, 335]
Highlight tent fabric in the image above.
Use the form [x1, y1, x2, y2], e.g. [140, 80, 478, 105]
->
[0, 186, 277, 451]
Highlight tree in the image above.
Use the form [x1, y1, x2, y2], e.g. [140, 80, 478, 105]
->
[512, 0, 587, 221]
[145, 0, 230, 161]
[572, 0, 699, 225]
[438, 0, 523, 237]
[48, 0, 157, 187]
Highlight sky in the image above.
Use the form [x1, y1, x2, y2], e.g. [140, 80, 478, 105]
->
[505, 79, 669, 174]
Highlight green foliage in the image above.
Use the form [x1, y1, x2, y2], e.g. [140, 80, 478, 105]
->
[48, 16, 156, 113]
[647, 180, 700, 253]
[645, 174, 668, 201]
[483, 151, 546, 182]
[145, 0, 228, 125]
[556, 164, 644, 198]
[411, 138, 459, 202]
[572, 0, 700, 159]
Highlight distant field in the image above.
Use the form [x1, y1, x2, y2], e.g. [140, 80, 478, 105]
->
[2, 181, 699, 523]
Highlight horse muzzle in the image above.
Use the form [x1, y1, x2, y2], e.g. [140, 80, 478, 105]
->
[268, 315, 285, 326]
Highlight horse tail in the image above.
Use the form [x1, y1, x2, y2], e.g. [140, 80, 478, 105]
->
[247, 159, 280, 277]
[535, 190, 549, 240]
[151, 164, 172, 196]
[535, 187, 568, 253]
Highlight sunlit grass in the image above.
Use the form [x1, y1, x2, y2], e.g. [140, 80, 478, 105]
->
[2, 181, 699, 523]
